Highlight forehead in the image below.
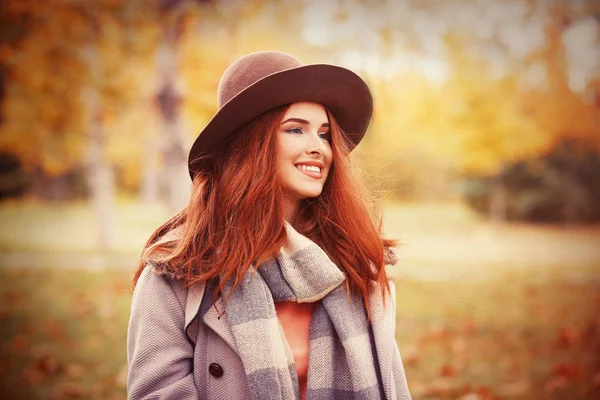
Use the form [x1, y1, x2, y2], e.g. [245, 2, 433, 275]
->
[282, 102, 328, 122]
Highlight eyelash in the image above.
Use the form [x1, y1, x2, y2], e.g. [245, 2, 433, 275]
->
[285, 127, 331, 142]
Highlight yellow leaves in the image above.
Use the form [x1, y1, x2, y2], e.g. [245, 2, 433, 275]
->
[1, 0, 165, 179]
[105, 102, 159, 189]
[360, 52, 579, 178]
[44, 153, 70, 178]
[2, 0, 598, 192]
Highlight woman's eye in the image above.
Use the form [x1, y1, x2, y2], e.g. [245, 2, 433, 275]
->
[319, 133, 331, 142]
[285, 127, 303, 134]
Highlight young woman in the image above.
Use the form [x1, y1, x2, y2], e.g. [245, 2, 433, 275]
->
[127, 51, 411, 400]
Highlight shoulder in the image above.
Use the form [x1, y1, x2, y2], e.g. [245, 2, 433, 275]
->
[133, 263, 189, 310]
[133, 263, 207, 336]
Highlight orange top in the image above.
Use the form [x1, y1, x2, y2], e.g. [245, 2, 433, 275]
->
[274, 301, 316, 400]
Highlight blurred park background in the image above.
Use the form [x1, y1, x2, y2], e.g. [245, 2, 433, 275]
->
[1, 0, 599, 398]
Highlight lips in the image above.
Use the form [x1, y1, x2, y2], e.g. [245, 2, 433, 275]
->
[295, 162, 323, 179]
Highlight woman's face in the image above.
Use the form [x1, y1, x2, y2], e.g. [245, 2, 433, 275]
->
[277, 102, 333, 203]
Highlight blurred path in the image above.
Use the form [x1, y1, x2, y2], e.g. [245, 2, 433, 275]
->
[1, 202, 599, 281]
[384, 203, 600, 281]
[0, 252, 137, 270]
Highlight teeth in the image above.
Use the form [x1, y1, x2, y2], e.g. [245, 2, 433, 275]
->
[297, 165, 321, 173]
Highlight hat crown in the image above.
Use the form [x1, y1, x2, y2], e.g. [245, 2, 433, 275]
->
[217, 51, 303, 108]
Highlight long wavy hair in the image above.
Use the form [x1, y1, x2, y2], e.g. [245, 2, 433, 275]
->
[133, 104, 396, 309]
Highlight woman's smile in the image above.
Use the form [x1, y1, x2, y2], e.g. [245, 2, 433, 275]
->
[294, 161, 324, 179]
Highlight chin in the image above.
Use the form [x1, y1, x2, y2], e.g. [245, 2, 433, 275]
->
[290, 186, 324, 200]
[302, 191, 322, 199]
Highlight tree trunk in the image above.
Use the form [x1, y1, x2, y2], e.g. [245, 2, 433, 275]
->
[562, 168, 583, 227]
[83, 40, 114, 251]
[489, 174, 506, 223]
[140, 138, 160, 204]
[85, 89, 114, 251]
[156, 22, 189, 213]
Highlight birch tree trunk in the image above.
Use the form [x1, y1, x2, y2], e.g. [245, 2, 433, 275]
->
[84, 43, 114, 251]
[156, 10, 189, 214]
[489, 174, 507, 223]
[140, 138, 160, 204]
[85, 88, 114, 251]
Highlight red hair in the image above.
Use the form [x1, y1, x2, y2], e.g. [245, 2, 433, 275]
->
[134, 104, 395, 309]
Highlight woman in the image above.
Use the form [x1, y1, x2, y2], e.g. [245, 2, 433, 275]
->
[127, 51, 411, 400]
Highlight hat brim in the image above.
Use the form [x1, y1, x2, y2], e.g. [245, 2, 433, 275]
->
[188, 64, 373, 179]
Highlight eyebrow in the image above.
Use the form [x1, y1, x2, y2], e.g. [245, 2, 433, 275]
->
[281, 118, 330, 128]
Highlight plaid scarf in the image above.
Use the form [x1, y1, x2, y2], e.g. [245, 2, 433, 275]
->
[222, 223, 384, 400]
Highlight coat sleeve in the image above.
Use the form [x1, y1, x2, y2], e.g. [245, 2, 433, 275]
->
[127, 265, 199, 400]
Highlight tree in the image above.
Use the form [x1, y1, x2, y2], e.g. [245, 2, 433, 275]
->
[0, 0, 158, 248]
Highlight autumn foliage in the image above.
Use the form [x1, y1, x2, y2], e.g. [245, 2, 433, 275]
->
[0, 0, 598, 211]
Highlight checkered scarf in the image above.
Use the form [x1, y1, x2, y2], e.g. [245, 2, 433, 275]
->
[222, 223, 385, 399]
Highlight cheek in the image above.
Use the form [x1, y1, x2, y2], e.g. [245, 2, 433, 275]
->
[325, 147, 334, 169]
[277, 136, 292, 158]
[276, 143, 295, 175]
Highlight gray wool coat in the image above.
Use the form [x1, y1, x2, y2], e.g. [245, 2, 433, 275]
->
[127, 264, 411, 400]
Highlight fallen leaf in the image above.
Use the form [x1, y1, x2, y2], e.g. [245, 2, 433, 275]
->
[44, 318, 67, 340]
[461, 320, 476, 337]
[9, 335, 29, 352]
[51, 382, 88, 399]
[33, 354, 63, 376]
[554, 326, 579, 349]
[497, 380, 530, 397]
[553, 362, 581, 380]
[458, 394, 481, 400]
[458, 384, 473, 396]
[545, 376, 568, 393]
[440, 363, 456, 377]
[21, 368, 44, 386]
[66, 363, 86, 379]
[402, 344, 420, 366]
[74, 298, 94, 317]
[475, 385, 492, 398]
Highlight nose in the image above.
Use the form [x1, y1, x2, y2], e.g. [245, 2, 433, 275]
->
[305, 131, 326, 155]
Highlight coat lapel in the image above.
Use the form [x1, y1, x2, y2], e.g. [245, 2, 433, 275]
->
[184, 282, 205, 343]
[202, 297, 239, 354]
[184, 281, 239, 355]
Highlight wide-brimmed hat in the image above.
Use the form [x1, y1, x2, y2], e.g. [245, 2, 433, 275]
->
[187, 51, 374, 179]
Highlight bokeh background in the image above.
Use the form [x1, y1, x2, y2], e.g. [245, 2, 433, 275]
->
[1, 0, 600, 399]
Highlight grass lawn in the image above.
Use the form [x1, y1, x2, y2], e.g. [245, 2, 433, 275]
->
[394, 269, 600, 399]
[1, 266, 599, 399]
[1, 200, 600, 398]
[0, 268, 132, 400]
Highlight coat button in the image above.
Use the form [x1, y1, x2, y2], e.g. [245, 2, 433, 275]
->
[209, 363, 223, 378]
